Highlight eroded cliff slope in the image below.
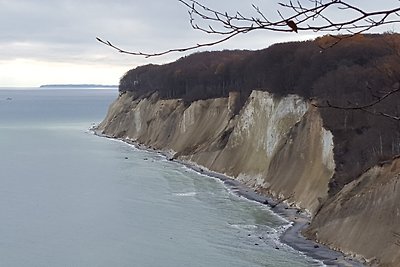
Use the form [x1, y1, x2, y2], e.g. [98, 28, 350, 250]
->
[305, 157, 400, 265]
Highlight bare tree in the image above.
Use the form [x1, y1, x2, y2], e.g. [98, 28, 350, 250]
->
[97, 0, 400, 57]
[313, 83, 400, 121]
[313, 32, 400, 121]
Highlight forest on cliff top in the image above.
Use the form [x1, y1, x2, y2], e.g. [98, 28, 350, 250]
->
[120, 34, 399, 104]
[119, 33, 400, 194]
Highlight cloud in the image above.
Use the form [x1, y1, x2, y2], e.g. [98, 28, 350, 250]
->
[0, 0, 201, 68]
[1, 0, 396, 86]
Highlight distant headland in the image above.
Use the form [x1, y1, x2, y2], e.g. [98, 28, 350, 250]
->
[40, 84, 118, 89]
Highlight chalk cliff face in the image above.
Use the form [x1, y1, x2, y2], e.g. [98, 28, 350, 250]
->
[305, 157, 400, 265]
[98, 90, 335, 215]
[98, 90, 400, 266]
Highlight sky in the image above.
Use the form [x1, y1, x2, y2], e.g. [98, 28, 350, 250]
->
[0, 0, 399, 87]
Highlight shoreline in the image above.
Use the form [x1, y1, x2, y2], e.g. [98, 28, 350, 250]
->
[93, 130, 365, 267]
[177, 160, 365, 267]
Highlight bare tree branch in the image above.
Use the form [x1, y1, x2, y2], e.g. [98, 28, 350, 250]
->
[97, 0, 400, 57]
[96, 33, 241, 58]
[312, 83, 400, 121]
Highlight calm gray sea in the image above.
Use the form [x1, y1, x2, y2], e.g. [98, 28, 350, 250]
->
[0, 88, 321, 266]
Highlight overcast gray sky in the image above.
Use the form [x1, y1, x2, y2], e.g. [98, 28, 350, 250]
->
[1, 0, 398, 87]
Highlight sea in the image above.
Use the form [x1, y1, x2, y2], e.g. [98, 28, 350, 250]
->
[0, 88, 322, 266]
